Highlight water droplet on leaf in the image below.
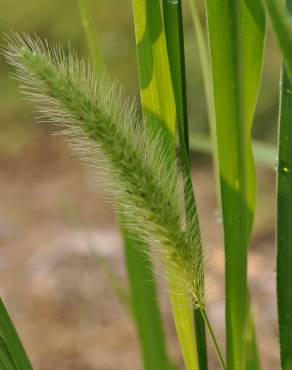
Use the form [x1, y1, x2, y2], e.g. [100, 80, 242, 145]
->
[279, 164, 289, 174]
[274, 158, 289, 174]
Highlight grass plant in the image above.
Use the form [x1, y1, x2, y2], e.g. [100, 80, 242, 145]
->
[2, 1, 292, 369]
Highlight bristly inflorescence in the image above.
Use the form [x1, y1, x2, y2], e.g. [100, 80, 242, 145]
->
[3, 33, 204, 308]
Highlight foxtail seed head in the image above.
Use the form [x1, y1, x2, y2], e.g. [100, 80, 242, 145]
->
[3, 33, 204, 308]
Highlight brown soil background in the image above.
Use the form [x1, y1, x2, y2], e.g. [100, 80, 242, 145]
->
[0, 127, 278, 370]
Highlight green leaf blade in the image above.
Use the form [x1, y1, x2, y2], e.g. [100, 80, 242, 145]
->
[265, 0, 292, 77]
[0, 299, 33, 370]
[78, 0, 103, 68]
[205, 1, 265, 369]
[132, 0, 176, 134]
[162, 2, 208, 369]
[0, 337, 17, 370]
[124, 232, 171, 370]
[277, 67, 292, 370]
[132, 2, 200, 369]
[260, 1, 292, 369]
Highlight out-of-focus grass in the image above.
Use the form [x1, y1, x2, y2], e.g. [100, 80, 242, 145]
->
[0, 0, 281, 159]
[0, 0, 138, 98]
[0, 0, 138, 157]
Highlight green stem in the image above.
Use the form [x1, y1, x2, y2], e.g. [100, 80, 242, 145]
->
[200, 309, 226, 370]
[78, 0, 103, 69]
[124, 230, 171, 370]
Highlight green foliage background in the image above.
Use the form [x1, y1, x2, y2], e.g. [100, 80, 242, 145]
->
[0, 0, 282, 159]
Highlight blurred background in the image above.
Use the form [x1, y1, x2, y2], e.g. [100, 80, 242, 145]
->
[0, 0, 282, 369]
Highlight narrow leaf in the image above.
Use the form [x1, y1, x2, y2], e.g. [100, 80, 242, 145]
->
[277, 66, 292, 370]
[205, 1, 265, 369]
[245, 306, 261, 370]
[0, 337, 17, 370]
[244, 1, 292, 368]
[131, 1, 200, 369]
[132, 0, 176, 134]
[265, 0, 292, 77]
[124, 231, 171, 370]
[78, 0, 103, 68]
[169, 279, 200, 370]
[162, 1, 208, 369]
[0, 299, 33, 370]
[276, 0, 292, 356]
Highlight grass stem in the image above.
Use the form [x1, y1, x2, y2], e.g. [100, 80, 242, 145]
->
[78, 0, 103, 69]
[200, 309, 226, 370]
